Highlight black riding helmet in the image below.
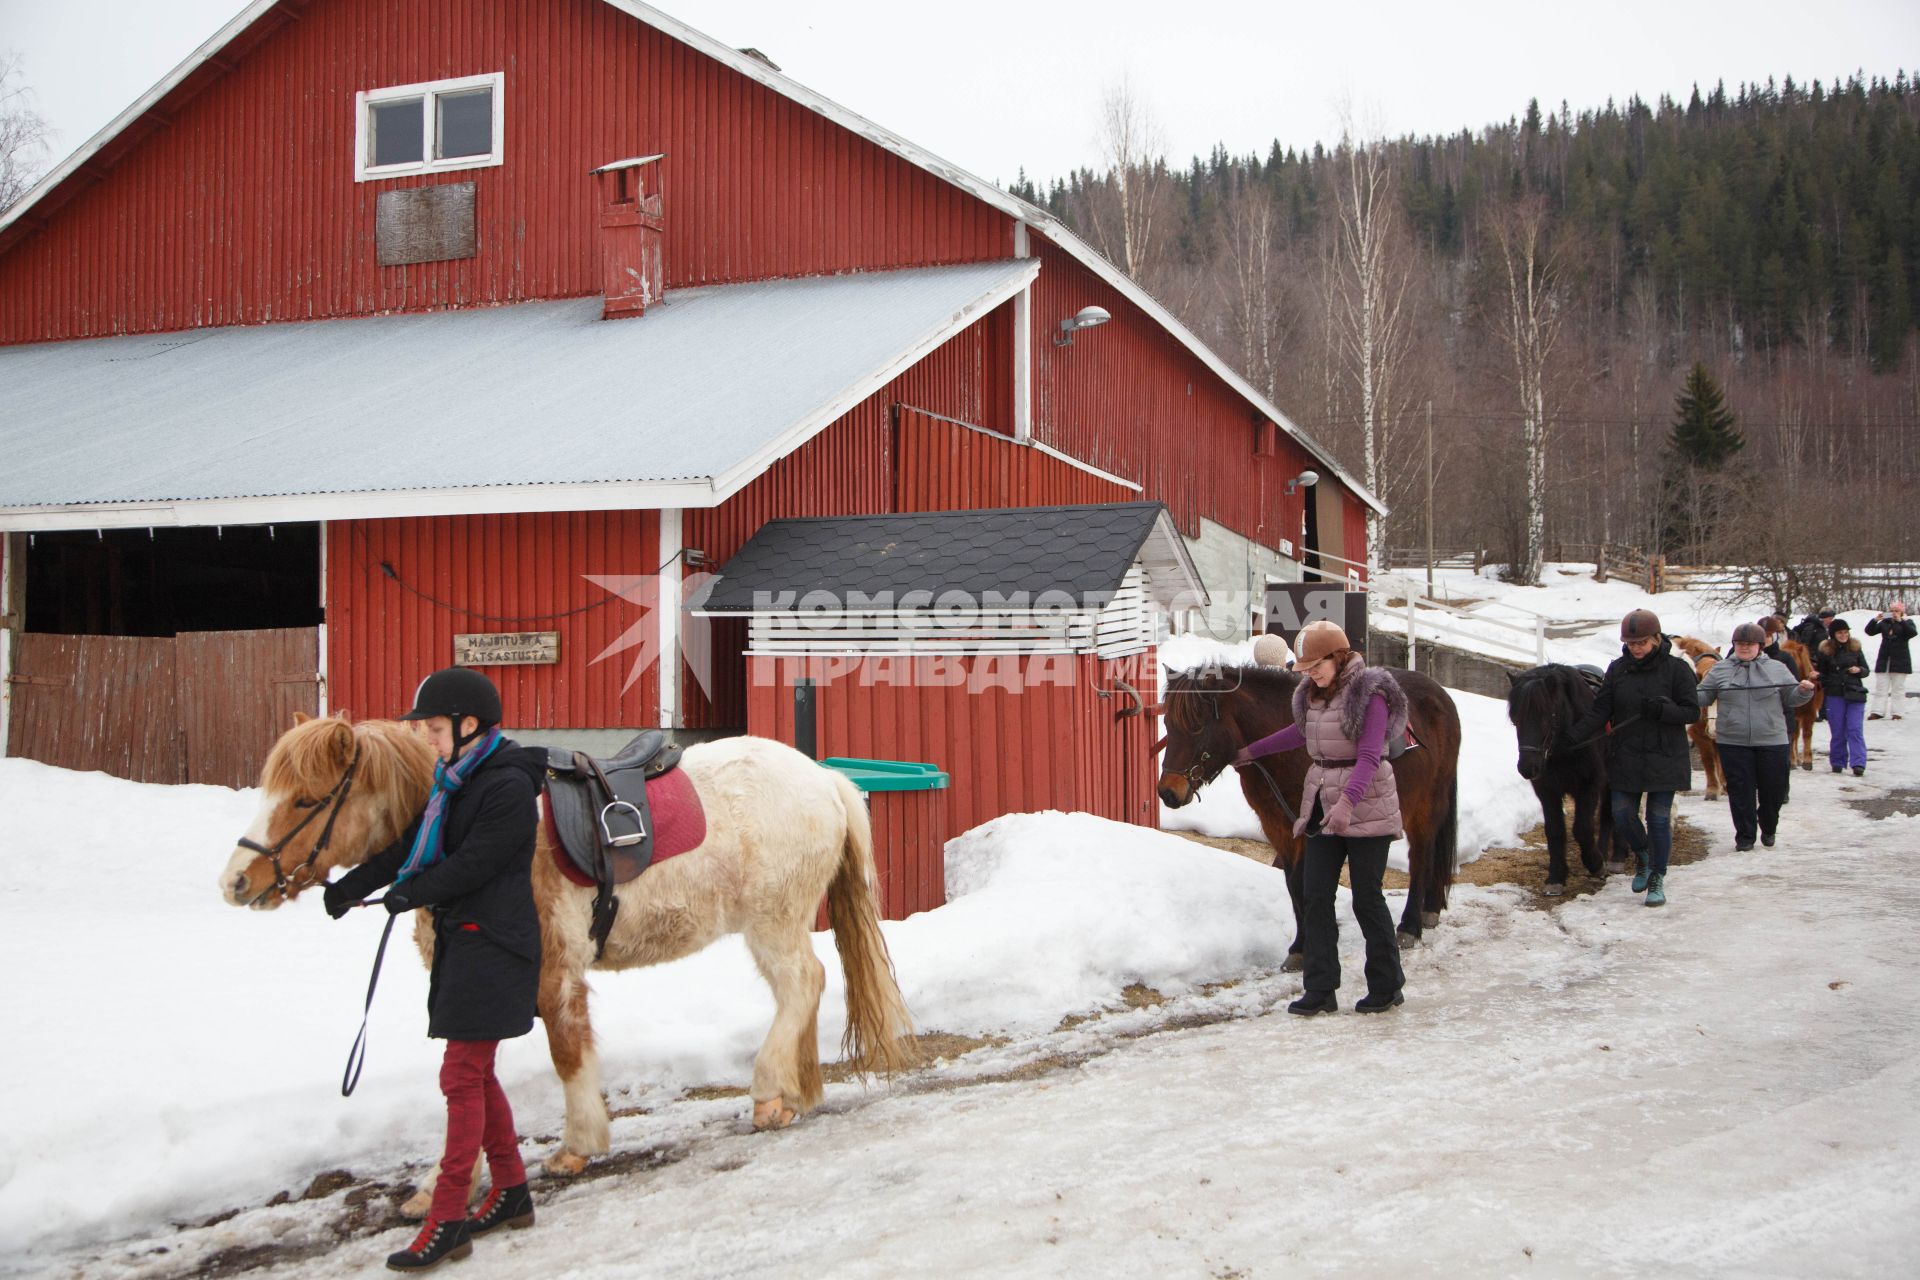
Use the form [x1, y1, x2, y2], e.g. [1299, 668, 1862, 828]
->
[400, 667, 502, 761]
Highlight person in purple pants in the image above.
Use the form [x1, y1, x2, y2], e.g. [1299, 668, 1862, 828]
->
[1816, 618, 1871, 775]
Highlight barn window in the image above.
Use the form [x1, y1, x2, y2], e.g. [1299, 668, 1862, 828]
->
[355, 73, 504, 182]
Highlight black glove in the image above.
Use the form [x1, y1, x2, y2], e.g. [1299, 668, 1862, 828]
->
[382, 889, 415, 916]
[322, 880, 355, 920]
[1641, 696, 1667, 721]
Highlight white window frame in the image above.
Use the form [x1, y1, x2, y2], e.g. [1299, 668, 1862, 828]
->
[354, 72, 505, 183]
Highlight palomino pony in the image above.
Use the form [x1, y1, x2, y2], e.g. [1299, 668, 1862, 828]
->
[1158, 663, 1461, 954]
[1673, 637, 1725, 799]
[1764, 619, 1824, 769]
[220, 714, 917, 1213]
[1506, 664, 1629, 892]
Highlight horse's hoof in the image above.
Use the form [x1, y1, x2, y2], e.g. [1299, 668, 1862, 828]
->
[1606, 858, 1627, 875]
[544, 1151, 590, 1178]
[1282, 953, 1304, 973]
[1396, 930, 1421, 948]
[1421, 910, 1440, 929]
[752, 1097, 797, 1130]
[400, 1189, 433, 1220]
[1541, 882, 1566, 897]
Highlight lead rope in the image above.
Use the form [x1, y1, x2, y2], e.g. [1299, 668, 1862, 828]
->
[341, 904, 399, 1097]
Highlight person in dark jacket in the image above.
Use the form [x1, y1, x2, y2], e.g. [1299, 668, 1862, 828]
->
[325, 667, 544, 1271]
[1865, 601, 1915, 720]
[1757, 616, 1803, 679]
[1564, 609, 1699, 908]
[1816, 619, 1871, 775]
[1792, 609, 1836, 654]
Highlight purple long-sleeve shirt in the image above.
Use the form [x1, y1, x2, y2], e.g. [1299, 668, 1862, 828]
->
[1241, 692, 1390, 804]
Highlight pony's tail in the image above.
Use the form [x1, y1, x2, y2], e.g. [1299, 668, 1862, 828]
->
[824, 772, 921, 1077]
[1433, 774, 1458, 910]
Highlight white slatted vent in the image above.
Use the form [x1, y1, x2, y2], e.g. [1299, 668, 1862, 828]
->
[747, 565, 1157, 657]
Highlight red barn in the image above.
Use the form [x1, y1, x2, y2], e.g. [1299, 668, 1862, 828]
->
[0, 0, 1383, 874]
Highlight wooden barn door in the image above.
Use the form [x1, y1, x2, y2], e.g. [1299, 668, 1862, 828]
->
[6, 634, 184, 783]
[6, 628, 319, 788]
[174, 629, 321, 788]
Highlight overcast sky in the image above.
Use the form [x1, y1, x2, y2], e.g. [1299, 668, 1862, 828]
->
[4, 0, 1917, 190]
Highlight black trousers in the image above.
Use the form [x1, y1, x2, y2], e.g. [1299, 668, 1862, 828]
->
[1717, 742, 1791, 845]
[1301, 833, 1404, 999]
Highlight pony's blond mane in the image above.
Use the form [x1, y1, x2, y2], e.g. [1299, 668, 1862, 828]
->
[261, 716, 436, 851]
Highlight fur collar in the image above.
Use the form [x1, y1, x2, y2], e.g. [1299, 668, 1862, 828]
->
[1820, 636, 1863, 656]
[1293, 658, 1410, 745]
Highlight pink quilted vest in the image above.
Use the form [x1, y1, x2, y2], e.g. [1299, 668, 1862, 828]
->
[1291, 658, 1408, 839]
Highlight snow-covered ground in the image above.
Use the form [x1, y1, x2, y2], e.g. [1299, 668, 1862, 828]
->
[4, 565, 1918, 1277]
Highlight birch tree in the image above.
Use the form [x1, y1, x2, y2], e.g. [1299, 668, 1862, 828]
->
[0, 53, 51, 212]
[1216, 178, 1282, 397]
[1484, 194, 1568, 585]
[1327, 133, 1416, 574]
[1085, 76, 1170, 286]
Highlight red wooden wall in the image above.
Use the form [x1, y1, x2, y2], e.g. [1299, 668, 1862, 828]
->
[326, 509, 659, 728]
[0, 0, 1008, 344]
[748, 652, 1160, 917]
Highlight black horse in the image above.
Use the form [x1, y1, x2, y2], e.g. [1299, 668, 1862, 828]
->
[1505, 664, 1626, 893]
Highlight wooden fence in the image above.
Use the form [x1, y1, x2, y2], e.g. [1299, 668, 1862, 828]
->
[6, 628, 320, 788]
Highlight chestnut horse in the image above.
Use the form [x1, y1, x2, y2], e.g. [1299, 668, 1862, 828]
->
[1158, 663, 1460, 956]
[1775, 634, 1824, 769]
[219, 715, 917, 1214]
[1673, 637, 1725, 800]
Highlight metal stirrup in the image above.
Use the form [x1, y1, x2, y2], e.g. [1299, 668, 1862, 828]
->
[599, 799, 647, 848]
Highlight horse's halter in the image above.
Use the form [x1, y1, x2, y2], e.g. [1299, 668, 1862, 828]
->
[238, 746, 363, 899]
[1169, 686, 1231, 789]
[1513, 679, 1560, 766]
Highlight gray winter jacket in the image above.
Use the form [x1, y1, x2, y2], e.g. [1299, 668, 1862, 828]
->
[1695, 654, 1813, 747]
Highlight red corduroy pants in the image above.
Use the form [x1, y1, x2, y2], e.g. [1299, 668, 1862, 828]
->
[428, 1039, 527, 1222]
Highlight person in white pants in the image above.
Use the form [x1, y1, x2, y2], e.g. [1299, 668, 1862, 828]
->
[1866, 601, 1916, 720]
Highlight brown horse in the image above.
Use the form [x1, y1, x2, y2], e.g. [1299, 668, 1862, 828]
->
[1773, 630, 1824, 769]
[1157, 663, 1461, 956]
[1674, 637, 1725, 800]
[219, 714, 917, 1215]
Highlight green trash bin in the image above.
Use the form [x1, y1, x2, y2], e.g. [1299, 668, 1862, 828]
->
[819, 758, 950, 919]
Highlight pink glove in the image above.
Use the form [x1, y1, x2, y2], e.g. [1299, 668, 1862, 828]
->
[1323, 793, 1355, 835]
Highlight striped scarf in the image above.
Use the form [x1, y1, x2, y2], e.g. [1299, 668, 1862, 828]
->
[395, 728, 503, 884]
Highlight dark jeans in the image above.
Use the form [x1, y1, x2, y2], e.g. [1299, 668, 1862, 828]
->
[1301, 833, 1404, 999]
[1611, 790, 1675, 876]
[1717, 743, 1790, 845]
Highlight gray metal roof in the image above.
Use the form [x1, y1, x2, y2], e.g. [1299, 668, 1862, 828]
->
[0, 259, 1035, 524]
[693, 502, 1209, 613]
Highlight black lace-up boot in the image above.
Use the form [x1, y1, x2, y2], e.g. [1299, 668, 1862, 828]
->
[467, 1182, 535, 1236]
[387, 1218, 473, 1272]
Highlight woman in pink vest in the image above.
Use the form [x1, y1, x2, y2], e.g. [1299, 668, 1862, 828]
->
[1234, 620, 1409, 1016]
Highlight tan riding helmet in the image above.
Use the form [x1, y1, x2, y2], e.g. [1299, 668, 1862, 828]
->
[1296, 620, 1352, 666]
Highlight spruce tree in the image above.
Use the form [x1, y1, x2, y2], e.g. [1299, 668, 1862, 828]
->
[1669, 363, 1744, 467]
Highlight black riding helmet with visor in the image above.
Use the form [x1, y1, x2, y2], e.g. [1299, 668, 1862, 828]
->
[400, 667, 503, 762]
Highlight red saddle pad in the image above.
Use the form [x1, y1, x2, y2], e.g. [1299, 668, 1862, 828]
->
[545, 766, 707, 888]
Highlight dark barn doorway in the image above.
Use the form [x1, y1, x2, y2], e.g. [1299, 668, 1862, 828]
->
[8, 524, 324, 786]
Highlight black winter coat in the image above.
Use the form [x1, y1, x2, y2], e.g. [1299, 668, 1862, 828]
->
[1763, 640, 1802, 680]
[1865, 615, 1916, 674]
[1792, 614, 1831, 653]
[1816, 637, 1872, 703]
[333, 742, 545, 1041]
[1566, 635, 1699, 793]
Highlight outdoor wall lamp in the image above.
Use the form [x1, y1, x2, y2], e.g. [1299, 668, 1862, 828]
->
[1054, 305, 1111, 345]
[1284, 469, 1319, 496]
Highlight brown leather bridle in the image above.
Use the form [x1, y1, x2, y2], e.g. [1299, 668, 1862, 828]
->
[236, 747, 363, 901]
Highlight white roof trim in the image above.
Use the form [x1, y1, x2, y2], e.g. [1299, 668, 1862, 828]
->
[709, 259, 1038, 502]
[1142, 507, 1211, 609]
[0, 0, 1385, 520]
[0, 479, 721, 533]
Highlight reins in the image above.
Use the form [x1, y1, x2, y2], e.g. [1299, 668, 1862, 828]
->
[342, 907, 399, 1096]
[237, 746, 364, 900]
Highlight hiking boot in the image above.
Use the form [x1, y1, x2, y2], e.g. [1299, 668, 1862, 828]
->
[1288, 991, 1338, 1017]
[1833, 764, 1845, 773]
[1735, 839, 1755, 852]
[1632, 862, 1652, 893]
[1645, 874, 1667, 908]
[1761, 832, 1776, 848]
[1355, 989, 1404, 1013]
[467, 1182, 534, 1237]
[387, 1219, 472, 1272]
[1854, 766, 1866, 777]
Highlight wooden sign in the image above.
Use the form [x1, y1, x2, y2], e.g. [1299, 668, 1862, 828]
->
[454, 632, 559, 666]
[377, 182, 477, 266]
